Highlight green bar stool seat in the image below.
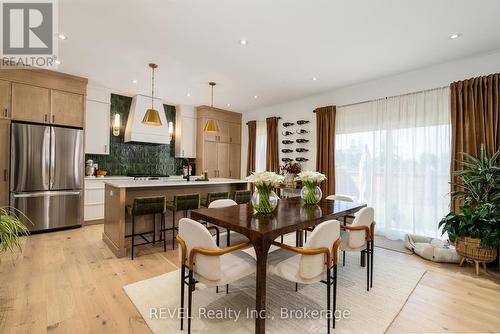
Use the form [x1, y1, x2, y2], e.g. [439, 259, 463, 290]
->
[166, 194, 201, 249]
[126, 196, 166, 260]
[201, 191, 229, 208]
[233, 190, 252, 204]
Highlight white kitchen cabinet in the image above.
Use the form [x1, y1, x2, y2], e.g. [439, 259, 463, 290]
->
[84, 177, 132, 222]
[85, 86, 111, 155]
[175, 105, 197, 158]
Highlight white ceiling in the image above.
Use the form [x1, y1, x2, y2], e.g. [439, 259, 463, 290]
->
[58, 0, 500, 112]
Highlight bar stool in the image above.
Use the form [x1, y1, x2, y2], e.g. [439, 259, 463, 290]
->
[166, 194, 201, 250]
[201, 191, 229, 207]
[126, 196, 166, 260]
[233, 190, 252, 204]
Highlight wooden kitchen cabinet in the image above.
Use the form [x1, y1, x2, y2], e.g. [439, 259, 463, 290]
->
[12, 83, 50, 123]
[51, 90, 85, 127]
[203, 141, 219, 178]
[0, 80, 11, 119]
[229, 144, 241, 178]
[0, 119, 10, 207]
[217, 143, 230, 177]
[196, 106, 242, 179]
[228, 123, 241, 144]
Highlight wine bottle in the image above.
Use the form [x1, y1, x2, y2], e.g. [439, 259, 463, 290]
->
[296, 129, 309, 134]
[281, 149, 293, 153]
[282, 122, 295, 127]
[296, 148, 309, 152]
[295, 157, 309, 162]
[297, 120, 310, 125]
[282, 140, 294, 144]
[282, 131, 293, 136]
[296, 139, 309, 143]
[281, 158, 293, 162]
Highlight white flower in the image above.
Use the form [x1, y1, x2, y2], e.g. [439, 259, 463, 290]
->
[246, 171, 284, 188]
[297, 171, 327, 184]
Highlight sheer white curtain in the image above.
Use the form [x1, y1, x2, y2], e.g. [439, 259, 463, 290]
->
[335, 87, 451, 239]
[255, 120, 267, 172]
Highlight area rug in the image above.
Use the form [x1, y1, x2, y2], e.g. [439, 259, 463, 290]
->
[124, 250, 425, 334]
[374, 235, 413, 255]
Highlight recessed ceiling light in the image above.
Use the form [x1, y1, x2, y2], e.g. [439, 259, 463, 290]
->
[227, 103, 231, 107]
[187, 92, 191, 97]
[312, 77, 318, 81]
[54, 59, 61, 65]
[448, 33, 461, 40]
[132, 79, 137, 84]
[239, 39, 248, 45]
[57, 33, 67, 40]
[253, 95, 258, 99]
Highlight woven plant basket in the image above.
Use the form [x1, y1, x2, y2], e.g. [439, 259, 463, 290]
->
[456, 237, 498, 262]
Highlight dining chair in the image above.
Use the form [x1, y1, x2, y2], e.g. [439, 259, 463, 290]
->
[177, 218, 255, 334]
[208, 199, 250, 293]
[270, 220, 341, 332]
[339, 207, 375, 291]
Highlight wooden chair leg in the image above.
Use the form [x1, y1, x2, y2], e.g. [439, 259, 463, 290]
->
[475, 261, 480, 276]
[482, 261, 488, 272]
[459, 257, 465, 266]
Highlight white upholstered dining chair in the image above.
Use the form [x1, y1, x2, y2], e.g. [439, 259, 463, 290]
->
[176, 218, 255, 334]
[269, 220, 341, 332]
[339, 207, 375, 291]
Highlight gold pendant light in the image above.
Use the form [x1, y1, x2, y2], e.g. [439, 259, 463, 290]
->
[204, 82, 219, 133]
[142, 63, 162, 126]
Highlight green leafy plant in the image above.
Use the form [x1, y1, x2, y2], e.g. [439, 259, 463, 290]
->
[439, 145, 500, 248]
[0, 207, 30, 254]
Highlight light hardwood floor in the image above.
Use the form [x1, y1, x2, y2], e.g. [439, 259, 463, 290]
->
[0, 224, 499, 333]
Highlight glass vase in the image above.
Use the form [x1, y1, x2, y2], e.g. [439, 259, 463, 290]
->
[301, 184, 322, 205]
[252, 187, 279, 214]
[284, 173, 296, 188]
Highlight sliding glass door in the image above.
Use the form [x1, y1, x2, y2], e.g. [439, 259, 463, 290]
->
[335, 88, 451, 239]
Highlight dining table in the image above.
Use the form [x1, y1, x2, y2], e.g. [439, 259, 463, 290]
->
[190, 196, 367, 334]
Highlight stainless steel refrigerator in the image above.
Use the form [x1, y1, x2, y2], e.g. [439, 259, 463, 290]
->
[10, 122, 83, 232]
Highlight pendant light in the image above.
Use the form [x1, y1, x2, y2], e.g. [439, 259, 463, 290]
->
[142, 63, 162, 126]
[204, 82, 219, 133]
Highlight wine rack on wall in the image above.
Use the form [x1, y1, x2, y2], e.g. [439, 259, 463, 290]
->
[279, 118, 314, 171]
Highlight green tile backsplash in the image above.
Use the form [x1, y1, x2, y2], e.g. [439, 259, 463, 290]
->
[86, 94, 186, 176]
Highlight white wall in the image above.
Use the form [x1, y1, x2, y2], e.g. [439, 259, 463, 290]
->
[241, 50, 500, 177]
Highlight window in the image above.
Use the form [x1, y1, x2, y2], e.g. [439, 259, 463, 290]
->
[335, 88, 451, 239]
[255, 120, 267, 172]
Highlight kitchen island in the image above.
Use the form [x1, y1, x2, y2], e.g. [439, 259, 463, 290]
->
[102, 178, 249, 258]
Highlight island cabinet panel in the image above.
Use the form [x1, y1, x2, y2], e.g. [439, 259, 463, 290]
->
[0, 80, 11, 119]
[196, 106, 242, 179]
[0, 119, 10, 206]
[12, 83, 50, 123]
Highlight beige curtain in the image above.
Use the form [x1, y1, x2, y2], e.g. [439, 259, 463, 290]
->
[315, 106, 336, 196]
[266, 117, 279, 172]
[246, 121, 257, 176]
[450, 73, 500, 211]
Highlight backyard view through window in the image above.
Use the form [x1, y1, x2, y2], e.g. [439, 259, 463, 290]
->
[335, 88, 451, 239]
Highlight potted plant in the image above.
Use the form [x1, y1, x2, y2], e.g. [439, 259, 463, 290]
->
[439, 145, 500, 274]
[282, 162, 301, 188]
[0, 207, 30, 258]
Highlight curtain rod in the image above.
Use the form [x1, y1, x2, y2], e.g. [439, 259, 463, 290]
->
[313, 85, 448, 111]
[246, 116, 281, 125]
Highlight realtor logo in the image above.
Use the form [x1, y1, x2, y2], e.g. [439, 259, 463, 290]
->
[0, 0, 58, 68]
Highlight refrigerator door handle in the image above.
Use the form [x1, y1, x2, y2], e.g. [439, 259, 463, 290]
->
[12, 191, 82, 198]
[50, 127, 55, 189]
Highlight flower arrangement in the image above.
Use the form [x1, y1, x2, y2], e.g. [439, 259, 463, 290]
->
[246, 171, 284, 213]
[297, 171, 327, 204]
[282, 162, 302, 174]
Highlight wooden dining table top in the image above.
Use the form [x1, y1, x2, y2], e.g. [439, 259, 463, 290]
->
[190, 197, 367, 242]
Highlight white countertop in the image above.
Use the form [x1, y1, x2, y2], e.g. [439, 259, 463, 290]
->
[103, 178, 249, 188]
[85, 176, 133, 180]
